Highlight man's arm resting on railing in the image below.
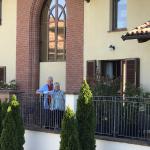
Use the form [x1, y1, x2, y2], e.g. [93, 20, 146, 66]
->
[36, 84, 48, 94]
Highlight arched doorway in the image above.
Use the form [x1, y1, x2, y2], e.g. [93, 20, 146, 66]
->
[40, 0, 66, 91]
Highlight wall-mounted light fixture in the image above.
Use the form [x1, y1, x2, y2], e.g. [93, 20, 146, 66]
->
[109, 45, 115, 51]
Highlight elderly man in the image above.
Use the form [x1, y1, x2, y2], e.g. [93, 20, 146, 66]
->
[49, 82, 65, 129]
[36, 76, 53, 109]
[36, 76, 53, 128]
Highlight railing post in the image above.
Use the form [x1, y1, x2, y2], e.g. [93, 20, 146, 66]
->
[113, 96, 117, 137]
[40, 95, 42, 128]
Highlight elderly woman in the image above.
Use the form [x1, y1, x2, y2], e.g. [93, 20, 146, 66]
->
[49, 82, 65, 129]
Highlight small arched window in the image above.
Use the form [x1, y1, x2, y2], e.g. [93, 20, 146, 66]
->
[40, 0, 66, 62]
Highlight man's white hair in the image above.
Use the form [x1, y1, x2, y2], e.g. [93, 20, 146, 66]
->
[48, 76, 53, 81]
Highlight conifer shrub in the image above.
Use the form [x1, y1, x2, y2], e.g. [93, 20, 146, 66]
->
[0, 100, 9, 137]
[76, 80, 96, 150]
[0, 95, 25, 150]
[60, 107, 80, 150]
[1, 100, 9, 120]
[10, 95, 25, 150]
[0, 106, 18, 150]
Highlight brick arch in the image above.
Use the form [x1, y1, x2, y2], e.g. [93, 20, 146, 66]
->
[17, 0, 46, 92]
[17, 0, 84, 93]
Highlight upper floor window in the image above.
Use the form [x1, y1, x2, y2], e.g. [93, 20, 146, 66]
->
[112, 0, 127, 30]
[40, 0, 66, 62]
[0, 0, 2, 25]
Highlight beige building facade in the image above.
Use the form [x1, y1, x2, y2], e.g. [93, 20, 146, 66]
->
[0, 0, 16, 83]
[84, 0, 150, 91]
[0, 0, 150, 92]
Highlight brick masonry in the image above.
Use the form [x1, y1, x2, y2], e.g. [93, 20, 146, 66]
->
[16, 0, 84, 93]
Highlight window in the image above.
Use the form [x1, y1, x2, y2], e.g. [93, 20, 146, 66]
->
[0, 67, 6, 82]
[112, 0, 127, 30]
[0, 0, 2, 25]
[40, 0, 66, 62]
[87, 59, 140, 94]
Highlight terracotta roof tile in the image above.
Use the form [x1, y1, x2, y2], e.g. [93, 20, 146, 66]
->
[127, 21, 150, 35]
[122, 21, 150, 42]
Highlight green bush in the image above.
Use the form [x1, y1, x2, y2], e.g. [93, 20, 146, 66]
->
[10, 95, 25, 150]
[0, 100, 9, 137]
[92, 77, 120, 96]
[0, 95, 25, 150]
[125, 82, 142, 97]
[0, 80, 16, 90]
[1, 100, 9, 119]
[60, 107, 80, 150]
[76, 80, 96, 150]
[125, 82, 150, 98]
[0, 106, 18, 150]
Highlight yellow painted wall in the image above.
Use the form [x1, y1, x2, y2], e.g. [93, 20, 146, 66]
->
[84, 0, 150, 91]
[0, 0, 16, 83]
[40, 62, 66, 91]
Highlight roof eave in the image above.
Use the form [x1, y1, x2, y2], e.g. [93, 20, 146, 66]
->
[122, 34, 150, 43]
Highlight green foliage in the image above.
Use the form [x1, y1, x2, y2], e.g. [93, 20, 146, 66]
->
[76, 80, 96, 150]
[125, 82, 150, 98]
[0, 80, 16, 90]
[0, 100, 9, 137]
[125, 82, 142, 97]
[1, 100, 9, 122]
[60, 107, 80, 150]
[92, 78, 120, 96]
[0, 107, 18, 150]
[10, 95, 25, 150]
[0, 95, 25, 150]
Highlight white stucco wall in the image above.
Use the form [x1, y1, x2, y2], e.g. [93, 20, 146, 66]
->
[24, 130, 150, 150]
[24, 130, 60, 150]
[0, 0, 17, 82]
[40, 62, 66, 91]
[84, 0, 150, 91]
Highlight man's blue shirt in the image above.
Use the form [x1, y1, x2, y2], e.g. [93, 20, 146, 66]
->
[37, 84, 53, 109]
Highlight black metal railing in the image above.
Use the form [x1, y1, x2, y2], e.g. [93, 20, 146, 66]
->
[18, 93, 150, 142]
[18, 93, 64, 131]
[94, 96, 150, 141]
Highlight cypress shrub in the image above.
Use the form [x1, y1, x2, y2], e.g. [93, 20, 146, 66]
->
[2, 100, 9, 120]
[60, 107, 80, 150]
[0, 106, 18, 150]
[0, 100, 9, 137]
[1, 99, 9, 119]
[76, 80, 96, 150]
[10, 95, 25, 150]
